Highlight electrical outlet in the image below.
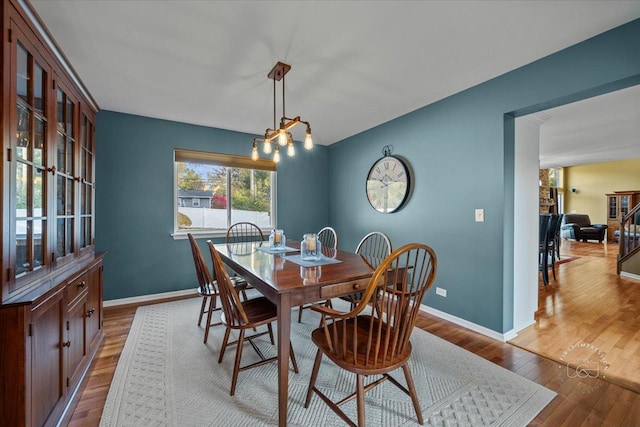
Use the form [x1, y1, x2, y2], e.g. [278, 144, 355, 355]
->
[435, 287, 447, 297]
[475, 208, 484, 222]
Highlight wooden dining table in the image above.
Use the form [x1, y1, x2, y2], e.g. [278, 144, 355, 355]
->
[213, 240, 375, 426]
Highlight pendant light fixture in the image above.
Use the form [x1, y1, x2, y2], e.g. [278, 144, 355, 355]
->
[252, 62, 313, 163]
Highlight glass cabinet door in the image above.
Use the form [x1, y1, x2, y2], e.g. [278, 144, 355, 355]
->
[620, 195, 630, 217]
[608, 196, 617, 220]
[13, 37, 49, 290]
[79, 112, 95, 251]
[55, 85, 77, 263]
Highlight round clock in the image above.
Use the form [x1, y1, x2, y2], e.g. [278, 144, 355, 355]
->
[366, 154, 410, 213]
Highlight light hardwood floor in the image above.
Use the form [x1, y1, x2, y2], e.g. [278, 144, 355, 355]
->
[509, 239, 640, 395]
[68, 246, 640, 426]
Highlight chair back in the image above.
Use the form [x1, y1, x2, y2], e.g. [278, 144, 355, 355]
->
[326, 243, 437, 367]
[553, 214, 563, 239]
[355, 231, 392, 268]
[208, 241, 249, 326]
[318, 226, 338, 250]
[539, 214, 551, 245]
[546, 214, 560, 246]
[188, 233, 214, 294]
[226, 222, 265, 243]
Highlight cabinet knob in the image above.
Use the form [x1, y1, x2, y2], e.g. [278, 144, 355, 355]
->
[77, 281, 86, 289]
[86, 308, 95, 317]
[62, 340, 71, 347]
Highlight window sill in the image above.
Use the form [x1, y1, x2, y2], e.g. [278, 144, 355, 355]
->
[172, 228, 275, 241]
[171, 230, 227, 240]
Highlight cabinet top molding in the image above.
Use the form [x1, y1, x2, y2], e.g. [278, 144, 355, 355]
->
[16, 0, 99, 111]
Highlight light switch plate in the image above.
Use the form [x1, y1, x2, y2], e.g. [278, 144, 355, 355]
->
[475, 208, 485, 222]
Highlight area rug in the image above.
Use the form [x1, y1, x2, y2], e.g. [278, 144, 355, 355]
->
[100, 298, 556, 427]
[555, 256, 580, 265]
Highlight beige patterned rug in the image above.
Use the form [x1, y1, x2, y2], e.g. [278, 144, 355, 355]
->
[100, 297, 555, 426]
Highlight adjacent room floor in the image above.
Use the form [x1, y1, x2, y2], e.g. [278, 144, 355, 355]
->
[509, 239, 640, 394]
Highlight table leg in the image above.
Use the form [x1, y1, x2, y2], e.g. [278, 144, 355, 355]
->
[277, 293, 292, 427]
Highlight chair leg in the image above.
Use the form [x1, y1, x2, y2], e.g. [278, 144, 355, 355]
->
[289, 342, 299, 374]
[540, 250, 549, 285]
[267, 323, 275, 345]
[305, 350, 323, 408]
[198, 296, 208, 326]
[204, 297, 215, 344]
[298, 305, 305, 323]
[230, 329, 245, 396]
[219, 327, 231, 363]
[356, 374, 365, 427]
[402, 363, 424, 425]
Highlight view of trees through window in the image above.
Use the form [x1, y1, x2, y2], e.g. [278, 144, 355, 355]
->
[176, 161, 274, 232]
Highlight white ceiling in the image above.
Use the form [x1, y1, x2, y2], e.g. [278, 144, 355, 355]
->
[538, 85, 640, 168]
[30, 0, 640, 164]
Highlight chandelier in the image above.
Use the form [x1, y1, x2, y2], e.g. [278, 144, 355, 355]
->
[251, 62, 313, 163]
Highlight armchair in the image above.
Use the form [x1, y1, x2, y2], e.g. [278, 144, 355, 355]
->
[560, 214, 607, 243]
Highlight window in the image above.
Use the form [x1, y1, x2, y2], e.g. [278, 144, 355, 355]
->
[174, 149, 276, 237]
[548, 167, 562, 188]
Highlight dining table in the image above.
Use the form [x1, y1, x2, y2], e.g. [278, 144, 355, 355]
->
[213, 240, 375, 426]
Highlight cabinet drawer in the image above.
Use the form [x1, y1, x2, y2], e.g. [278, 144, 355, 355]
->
[66, 272, 89, 304]
[320, 278, 370, 299]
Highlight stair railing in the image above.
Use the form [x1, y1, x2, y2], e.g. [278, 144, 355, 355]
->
[617, 202, 640, 273]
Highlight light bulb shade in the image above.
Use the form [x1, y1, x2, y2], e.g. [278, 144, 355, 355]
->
[287, 141, 295, 157]
[304, 131, 313, 150]
[278, 128, 287, 146]
[251, 142, 259, 161]
[273, 146, 281, 163]
[263, 140, 272, 154]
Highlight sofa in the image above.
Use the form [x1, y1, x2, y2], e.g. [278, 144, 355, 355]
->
[560, 214, 608, 243]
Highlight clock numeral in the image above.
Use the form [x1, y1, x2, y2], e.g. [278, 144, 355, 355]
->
[375, 166, 381, 174]
[397, 171, 405, 178]
[384, 162, 390, 170]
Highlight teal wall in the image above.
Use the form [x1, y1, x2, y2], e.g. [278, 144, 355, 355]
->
[327, 19, 640, 333]
[96, 19, 640, 333]
[96, 111, 329, 300]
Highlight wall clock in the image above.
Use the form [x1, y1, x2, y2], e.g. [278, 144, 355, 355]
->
[366, 146, 411, 213]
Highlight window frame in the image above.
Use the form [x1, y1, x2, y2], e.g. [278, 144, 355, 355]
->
[172, 149, 277, 240]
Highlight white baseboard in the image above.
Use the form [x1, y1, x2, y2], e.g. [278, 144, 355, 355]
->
[621, 271, 640, 281]
[508, 318, 537, 339]
[104, 289, 196, 308]
[419, 304, 513, 342]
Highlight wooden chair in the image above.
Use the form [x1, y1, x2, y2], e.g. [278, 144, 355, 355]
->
[226, 222, 265, 287]
[304, 243, 437, 426]
[340, 231, 392, 309]
[318, 226, 338, 250]
[554, 213, 564, 260]
[298, 226, 339, 322]
[207, 240, 299, 396]
[539, 214, 560, 285]
[226, 222, 265, 243]
[188, 233, 246, 344]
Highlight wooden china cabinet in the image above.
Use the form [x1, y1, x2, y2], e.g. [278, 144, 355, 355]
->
[0, 1, 104, 426]
[605, 191, 640, 242]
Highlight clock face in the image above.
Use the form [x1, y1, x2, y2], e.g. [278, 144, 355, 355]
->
[366, 156, 410, 213]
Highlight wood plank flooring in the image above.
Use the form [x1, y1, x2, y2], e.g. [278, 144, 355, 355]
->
[509, 239, 640, 395]
[67, 249, 640, 426]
